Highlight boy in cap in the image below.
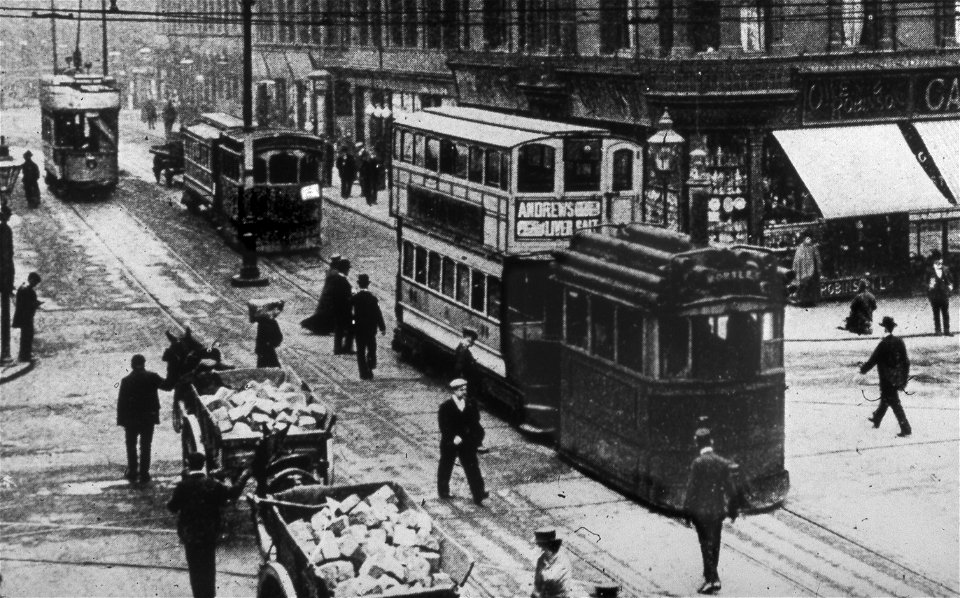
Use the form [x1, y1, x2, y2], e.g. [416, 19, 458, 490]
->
[683, 427, 739, 595]
[860, 316, 912, 437]
[437, 378, 489, 505]
[351, 273, 386, 379]
[531, 527, 575, 598]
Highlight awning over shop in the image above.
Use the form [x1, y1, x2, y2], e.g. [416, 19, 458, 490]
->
[913, 120, 960, 204]
[284, 51, 314, 81]
[261, 52, 288, 80]
[774, 125, 953, 220]
[252, 52, 270, 81]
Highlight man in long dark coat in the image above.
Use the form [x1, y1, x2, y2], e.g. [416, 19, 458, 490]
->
[926, 254, 954, 336]
[335, 147, 356, 199]
[683, 427, 739, 595]
[21, 151, 41, 208]
[301, 255, 342, 335]
[168, 451, 249, 598]
[117, 354, 169, 483]
[861, 316, 912, 437]
[255, 304, 283, 367]
[437, 378, 489, 505]
[329, 258, 354, 354]
[351, 273, 386, 379]
[12, 272, 41, 362]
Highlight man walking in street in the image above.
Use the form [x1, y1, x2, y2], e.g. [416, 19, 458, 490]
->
[12, 272, 41, 362]
[254, 302, 284, 368]
[162, 99, 178, 137]
[21, 151, 41, 208]
[683, 427, 740, 595]
[168, 451, 250, 598]
[116, 354, 169, 483]
[143, 98, 158, 130]
[531, 527, 576, 598]
[330, 258, 354, 355]
[351, 273, 386, 380]
[861, 316, 912, 437]
[926, 253, 953, 336]
[437, 378, 489, 505]
[335, 146, 356, 199]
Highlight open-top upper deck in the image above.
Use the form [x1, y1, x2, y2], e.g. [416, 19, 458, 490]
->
[39, 73, 120, 112]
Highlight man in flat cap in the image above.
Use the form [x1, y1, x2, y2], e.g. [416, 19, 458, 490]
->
[117, 354, 169, 483]
[860, 316, 911, 437]
[683, 427, 740, 595]
[351, 273, 386, 380]
[531, 527, 576, 598]
[437, 378, 489, 505]
[21, 150, 41, 208]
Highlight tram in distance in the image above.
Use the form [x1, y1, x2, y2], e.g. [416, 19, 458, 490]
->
[181, 113, 326, 251]
[39, 73, 121, 194]
[389, 107, 788, 510]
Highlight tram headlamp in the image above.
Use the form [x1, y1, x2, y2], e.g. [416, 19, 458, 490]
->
[85, 156, 98, 170]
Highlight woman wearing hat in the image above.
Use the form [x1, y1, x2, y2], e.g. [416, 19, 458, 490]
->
[531, 527, 576, 598]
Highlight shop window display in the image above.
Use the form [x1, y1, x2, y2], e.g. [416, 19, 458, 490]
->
[704, 134, 750, 244]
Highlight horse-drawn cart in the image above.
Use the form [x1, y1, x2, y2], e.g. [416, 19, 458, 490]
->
[175, 367, 336, 489]
[249, 482, 474, 598]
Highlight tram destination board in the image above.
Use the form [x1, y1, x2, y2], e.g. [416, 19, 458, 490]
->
[515, 198, 602, 239]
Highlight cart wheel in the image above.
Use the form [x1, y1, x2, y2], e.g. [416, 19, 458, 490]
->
[257, 561, 297, 598]
[266, 468, 319, 495]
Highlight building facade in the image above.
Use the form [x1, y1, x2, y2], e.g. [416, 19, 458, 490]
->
[161, 0, 960, 297]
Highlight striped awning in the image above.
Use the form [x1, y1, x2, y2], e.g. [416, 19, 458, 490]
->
[913, 120, 960, 204]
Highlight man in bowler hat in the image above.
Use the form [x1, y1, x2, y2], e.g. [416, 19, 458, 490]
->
[117, 354, 170, 483]
[926, 253, 954, 336]
[437, 378, 489, 505]
[683, 427, 740, 595]
[531, 527, 576, 598]
[861, 316, 912, 437]
[351, 273, 386, 379]
[168, 451, 250, 598]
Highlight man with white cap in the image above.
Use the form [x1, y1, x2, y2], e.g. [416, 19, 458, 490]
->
[531, 527, 575, 598]
[437, 378, 488, 505]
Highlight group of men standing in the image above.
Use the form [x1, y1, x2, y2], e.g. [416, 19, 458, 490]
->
[335, 143, 383, 206]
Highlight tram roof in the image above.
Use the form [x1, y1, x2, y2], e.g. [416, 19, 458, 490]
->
[394, 107, 607, 149]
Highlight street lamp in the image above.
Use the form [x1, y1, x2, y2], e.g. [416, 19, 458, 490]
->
[0, 138, 24, 365]
[645, 110, 684, 227]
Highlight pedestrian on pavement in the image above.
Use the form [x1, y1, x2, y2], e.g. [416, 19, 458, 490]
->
[530, 527, 576, 598]
[301, 255, 342, 335]
[12, 272, 42, 362]
[843, 279, 877, 335]
[454, 328, 478, 386]
[254, 303, 284, 368]
[330, 258, 354, 355]
[143, 98, 158, 130]
[926, 253, 953, 336]
[321, 135, 335, 186]
[21, 151, 41, 208]
[358, 148, 383, 206]
[162, 99, 178, 137]
[335, 146, 356, 199]
[116, 354, 169, 483]
[683, 427, 740, 595]
[168, 451, 250, 598]
[351, 273, 386, 380]
[791, 234, 823, 307]
[437, 378, 489, 505]
[861, 316, 912, 437]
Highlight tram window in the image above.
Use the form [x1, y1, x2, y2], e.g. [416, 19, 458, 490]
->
[414, 134, 425, 167]
[427, 251, 442, 290]
[564, 289, 588, 349]
[402, 241, 415, 278]
[270, 152, 299, 184]
[441, 257, 455, 297]
[439, 140, 455, 175]
[590, 297, 615, 360]
[468, 147, 484, 183]
[564, 138, 602, 192]
[616, 306, 644, 371]
[484, 150, 502, 189]
[402, 131, 414, 163]
[691, 315, 727, 379]
[414, 246, 428, 284]
[301, 153, 320, 182]
[456, 263, 471, 304]
[487, 276, 501, 319]
[761, 311, 776, 340]
[500, 153, 510, 190]
[471, 272, 486, 312]
[727, 312, 761, 377]
[425, 138, 440, 171]
[221, 152, 242, 181]
[454, 143, 469, 179]
[254, 156, 268, 184]
[518, 144, 555, 193]
[394, 132, 403, 161]
[659, 317, 690, 378]
[612, 149, 634, 192]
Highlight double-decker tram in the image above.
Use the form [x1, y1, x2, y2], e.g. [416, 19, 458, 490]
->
[389, 106, 643, 434]
[181, 113, 325, 251]
[39, 73, 120, 194]
[552, 225, 789, 510]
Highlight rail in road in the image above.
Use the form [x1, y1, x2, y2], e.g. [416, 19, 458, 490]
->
[48, 168, 956, 597]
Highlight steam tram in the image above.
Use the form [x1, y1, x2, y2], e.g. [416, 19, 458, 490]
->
[390, 106, 788, 510]
[181, 113, 325, 251]
[552, 225, 788, 509]
[389, 106, 643, 434]
[39, 73, 120, 193]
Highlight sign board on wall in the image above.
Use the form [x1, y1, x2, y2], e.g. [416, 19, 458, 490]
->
[515, 199, 602, 239]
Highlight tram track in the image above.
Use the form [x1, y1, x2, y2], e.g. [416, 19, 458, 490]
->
[50, 172, 957, 597]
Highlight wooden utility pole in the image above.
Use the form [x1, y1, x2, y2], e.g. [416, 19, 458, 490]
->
[242, 0, 253, 129]
[101, 0, 108, 76]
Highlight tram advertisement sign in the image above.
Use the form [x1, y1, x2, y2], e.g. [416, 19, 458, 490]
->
[515, 199, 602, 239]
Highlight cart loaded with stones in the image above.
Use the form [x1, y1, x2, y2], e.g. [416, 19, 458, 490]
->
[249, 482, 474, 598]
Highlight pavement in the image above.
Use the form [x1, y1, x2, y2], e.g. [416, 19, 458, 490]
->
[0, 107, 957, 598]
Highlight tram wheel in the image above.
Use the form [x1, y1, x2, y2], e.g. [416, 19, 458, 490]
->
[257, 562, 297, 598]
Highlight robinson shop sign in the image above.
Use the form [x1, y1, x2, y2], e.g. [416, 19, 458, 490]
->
[802, 70, 960, 123]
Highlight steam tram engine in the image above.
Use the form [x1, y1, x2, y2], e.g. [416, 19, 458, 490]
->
[39, 73, 120, 193]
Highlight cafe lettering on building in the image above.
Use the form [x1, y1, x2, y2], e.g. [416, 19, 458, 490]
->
[802, 68, 960, 124]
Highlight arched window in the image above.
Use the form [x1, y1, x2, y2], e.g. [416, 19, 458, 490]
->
[268, 151, 299, 184]
[612, 149, 634, 192]
[518, 144, 555, 192]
